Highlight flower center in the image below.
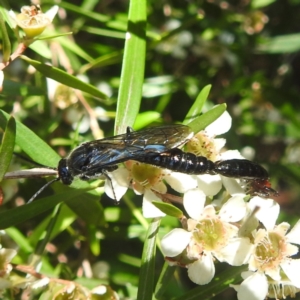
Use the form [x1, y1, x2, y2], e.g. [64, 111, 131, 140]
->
[254, 232, 285, 271]
[193, 218, 225, 251]
[186, 132, 218, 161]
[127, 162, 163, 188]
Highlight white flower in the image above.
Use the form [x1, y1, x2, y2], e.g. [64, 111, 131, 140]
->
[105, 163, 169, 218]
[184, 111, 246, 197]
[105, 111, 247, 217]
[9, 5, 58, 38]
[233, 220, 300, 300]
[161, 198, 252, 285]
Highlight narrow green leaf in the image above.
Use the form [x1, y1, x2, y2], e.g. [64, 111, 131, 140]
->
[59, 2, 110, 23]
[154, 263, 176, 299]
[88, 225, 101, 256]
[20, 56, 108, 100]
[59, 36, 94, 62]
[28, 40, 55, 59]
[187, 104, 227, 134]
[0, 11, 11, 63]
[134, 111, 162, 130]
[5, 227, 33, 253]
[114, 0, 147, 134]
[137, 218, 160, 300]
[83, 26, 125, 39]
[35, 204, 62, 256]
[257, 34, 300, 54]
[251, 0, 276, 9]
[184, 85, 212, 124]
[28, 204, 77, 245]
[65, 192, 105, 226]
[79, 51, 123, 74]
[37, 32, 73, 41]
[151, 201, 183, 218]
[0, 109, 59, 167]
[0, 116, 16, 181]
[0, 188, 94, 229]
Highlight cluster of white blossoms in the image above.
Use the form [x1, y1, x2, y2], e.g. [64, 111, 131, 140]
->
[106, 112, 300, 299]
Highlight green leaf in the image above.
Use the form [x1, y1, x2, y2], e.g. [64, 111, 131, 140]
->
[5, 227, 33, 253]
[28, 204, 77, 245]
[0, 187, 101, 229]
[151, 201, 184, 218]
[35, 203, 62, 256]
[114, 0, 147, 133]
[154, 263, 176, 298]
[0, 109, 59, 167]
[0, 116, 16, 182]
[0, 11, 11, 63]
[257, 34, 300, 54]
[83, 26, 125, 39]
[137, 218, 160, 300]
[59, 35, 94, 62]
[20, 56, 109, 101]
[28, 40, 52, 59]
[251, 0, 276, 8]
[184, 85, 212, 124]
[59, 2, 110, 23]
[87, 225, 101, 256]
[187, 104, 227, 134]
[134, 111, 162, 130]
[64, 191, 105, 226]
[0, 192, 63, 229]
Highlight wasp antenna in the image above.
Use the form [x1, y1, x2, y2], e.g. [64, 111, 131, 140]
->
[27, 177, 60, 204]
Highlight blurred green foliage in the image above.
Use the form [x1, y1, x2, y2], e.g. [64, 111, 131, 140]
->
[0, 0, 300, 299]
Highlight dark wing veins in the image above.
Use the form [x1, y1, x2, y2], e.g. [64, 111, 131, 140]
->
[66, 124, 193, 176]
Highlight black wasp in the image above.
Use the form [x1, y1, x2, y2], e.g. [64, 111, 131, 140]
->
[28, 124, 277, 203]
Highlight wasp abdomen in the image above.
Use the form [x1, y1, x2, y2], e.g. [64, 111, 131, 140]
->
[137, 148, 215, 175]
[214, 159, 269, 179]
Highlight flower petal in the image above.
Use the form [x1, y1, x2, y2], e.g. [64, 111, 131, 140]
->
[142, 190, 166, 218]
[286, 219, 300, 245]
[237, 272, 268, 300]
[213, 138, 226, 153]
[104, 168, 129, 201]
[161, 228, 192, 257]
[165, 173, 197, 193]
[216, 237, 252, 266]
[249, 197, 279, 230]
[187, 253, 215, 285]
[45, 5, 59, 22]
[221, 177, 245, 195]
[220, 149, 245, 160]
[183, 189, 206, 220]
[219, 195, 247, 223]
[205, 110, 232, 136]
[196, 174, 222, 196]
[281, 259, 300, 288]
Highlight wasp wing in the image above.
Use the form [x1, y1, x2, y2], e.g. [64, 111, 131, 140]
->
[67, 125, 193, 175]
